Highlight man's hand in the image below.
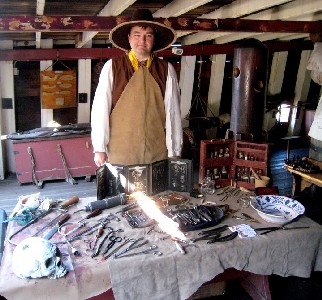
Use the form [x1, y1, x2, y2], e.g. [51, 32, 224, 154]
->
[94, 152, 107, 167]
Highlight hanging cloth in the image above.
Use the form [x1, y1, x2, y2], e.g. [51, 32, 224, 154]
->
[108, 66, 167, 165]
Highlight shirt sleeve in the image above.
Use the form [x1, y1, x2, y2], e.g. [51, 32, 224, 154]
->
[91, 60, 113, 153]
[164, 63, 183, 157]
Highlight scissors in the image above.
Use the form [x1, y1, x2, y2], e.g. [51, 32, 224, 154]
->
[102, 235, 123, 255]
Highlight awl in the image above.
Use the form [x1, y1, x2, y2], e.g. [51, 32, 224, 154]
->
[43, 213, 70, 240]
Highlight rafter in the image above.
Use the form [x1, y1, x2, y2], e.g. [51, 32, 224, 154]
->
[183, 0, 321, 45]
[212, 9, 322, 46]
[36, 0, 46, 48]
[0, 16, 320, 34]
[76, 0, 136, 48]
[153, 0, 213, 17]
[0, 40, 314, 62]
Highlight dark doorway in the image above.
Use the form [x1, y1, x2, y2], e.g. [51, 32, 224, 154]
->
[14, 61, 41, 131]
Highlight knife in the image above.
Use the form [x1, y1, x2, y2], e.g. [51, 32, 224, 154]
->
[43, 213, 70, 240]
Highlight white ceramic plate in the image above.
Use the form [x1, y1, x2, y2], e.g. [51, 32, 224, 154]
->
[250, 195, 305, 224]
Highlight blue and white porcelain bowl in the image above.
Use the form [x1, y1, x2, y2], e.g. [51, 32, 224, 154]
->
[250, 195, 305, 224]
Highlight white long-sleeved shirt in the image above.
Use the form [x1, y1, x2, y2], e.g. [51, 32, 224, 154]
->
[91, 59, 183, 158]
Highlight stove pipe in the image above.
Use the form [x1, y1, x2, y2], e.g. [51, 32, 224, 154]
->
[230, 39, 268, 142]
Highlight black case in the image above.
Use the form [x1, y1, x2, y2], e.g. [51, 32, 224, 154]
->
[96, 159, 193, 199]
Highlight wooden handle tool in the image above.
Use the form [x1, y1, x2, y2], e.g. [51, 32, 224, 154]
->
[60, 196, 79, 208]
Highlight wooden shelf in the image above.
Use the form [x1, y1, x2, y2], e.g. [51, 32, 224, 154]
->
[199, 139, 269, 190]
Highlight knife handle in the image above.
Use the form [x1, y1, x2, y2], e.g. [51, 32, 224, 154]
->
[57, 214, 70, 226]
[60, 196, 79, 208]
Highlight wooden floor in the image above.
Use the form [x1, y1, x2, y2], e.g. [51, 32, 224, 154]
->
[0, 174, 97, 215]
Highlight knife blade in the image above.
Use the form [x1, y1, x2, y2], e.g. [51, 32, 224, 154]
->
[43, 213, 70, 240]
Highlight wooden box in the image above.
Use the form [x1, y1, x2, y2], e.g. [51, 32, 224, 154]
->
[12, 134, 97, 187]
[199, 139, 269, 190]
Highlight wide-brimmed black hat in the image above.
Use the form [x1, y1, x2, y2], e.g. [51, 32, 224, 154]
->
[109, 9, 176, 52]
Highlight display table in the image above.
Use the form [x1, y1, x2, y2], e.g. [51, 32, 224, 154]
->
[1, 192, 322, 300]
[285, 157, 322, 196]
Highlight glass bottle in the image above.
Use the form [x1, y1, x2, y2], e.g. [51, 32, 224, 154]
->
[213, 168, 220, 180]
[200, 176, 215, 195]
[221, 166, 228, 179]
[224, 147, 230, 157]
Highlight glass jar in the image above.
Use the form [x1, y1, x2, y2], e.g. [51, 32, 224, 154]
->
[200, 176, 215, 195]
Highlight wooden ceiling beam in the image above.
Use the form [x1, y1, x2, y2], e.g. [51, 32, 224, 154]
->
[153, 0, 213, 18]
[0, 40, 313, 61]
[35, 0, 46, 48]
[184, 0, 322, 45]
[76, 0, 136, 48]
[0, 16, 321, 34]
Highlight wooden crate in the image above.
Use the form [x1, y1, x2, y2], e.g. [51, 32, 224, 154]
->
[13, 135, 97, 187]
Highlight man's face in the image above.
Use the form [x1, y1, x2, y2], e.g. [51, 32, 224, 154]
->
[128, 25, 155, 58]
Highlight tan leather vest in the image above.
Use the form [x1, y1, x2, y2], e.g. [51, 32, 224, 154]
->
[108, 64, 168, 165]
[111, 55, 168, 109]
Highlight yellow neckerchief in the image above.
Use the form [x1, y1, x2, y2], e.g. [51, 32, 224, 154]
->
[128, 49, 152, 71]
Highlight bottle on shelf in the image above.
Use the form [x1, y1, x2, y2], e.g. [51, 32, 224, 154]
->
[213, 168, 220, 180]
[236, 167, 242, 181]
[224, 147, 230, 157]
[241, 167, 250, 182]
[221, 166, 228, 179]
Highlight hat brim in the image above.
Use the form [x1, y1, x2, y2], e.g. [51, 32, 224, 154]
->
[109, 20, 176, 53]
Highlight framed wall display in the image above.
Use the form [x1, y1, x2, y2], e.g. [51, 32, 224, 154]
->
[40, 70, 77, 109]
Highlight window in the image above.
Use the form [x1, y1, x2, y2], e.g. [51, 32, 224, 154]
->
[276, 104, 291, 123]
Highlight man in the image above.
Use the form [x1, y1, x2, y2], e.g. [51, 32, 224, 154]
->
[91, 9, 182, 167]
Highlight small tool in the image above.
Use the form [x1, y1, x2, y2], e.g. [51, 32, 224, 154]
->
[59, 196, 79, 209]
[78, 209, 102, 223]
[207, 231, 238, 244]
[8, 209, 52, 246]
[256, 226, 310, 235]
[65, 239, 81, 256]
[191, 233, 221, 243]
[114, 245, 162, 258]
[58, 221, 86, 237]
[114, 202, 138, 214]
[43, 213, 70, 240]
[113, 237, 148, 258]
[232, 213, 259, 223]
[174, 241, 186, 254]
[74, 194, 128, 213]
[91, 228, 123, 257]
[104, 238, 134, 259]
[198, 225, 228, 236]
[102, 236, 122, 255]
[32, 211, 66, 237]
[257, 215, 305, 235]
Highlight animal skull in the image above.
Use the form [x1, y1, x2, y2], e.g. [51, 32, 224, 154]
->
[11, 237, 68, 279]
